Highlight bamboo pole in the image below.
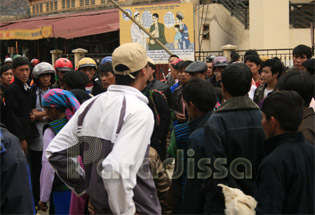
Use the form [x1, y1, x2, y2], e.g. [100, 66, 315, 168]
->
[108, 0, 173, 56]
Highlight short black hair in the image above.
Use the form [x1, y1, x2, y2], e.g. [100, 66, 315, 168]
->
[178, 60, 193, 72]
[152, 13, 159, 19]
[99, 62, 114, 75]
[114, 64, 140, 86]
[221, 63, 252, 97]
[262, 58, 283, 79]
[230, 51, 240, 62]
[293, 44, 312, 59]
[62, 71, 89, 90]
[1, 64, 12, 75]
[148, 62, 156, 71]
[262, 90, 304, 132]
[244, 55, 262, 66]
[183, 78, 217, 113]
[169, 54, 179, 62]
[174, 25, 180, 29]
[276, 71, 314, 107]
[244, 49, 259, 59]
[12, 57, 31, 70]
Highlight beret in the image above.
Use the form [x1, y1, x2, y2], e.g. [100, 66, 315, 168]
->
[62, 71, 89, 89]
[185, 61, 207, 73]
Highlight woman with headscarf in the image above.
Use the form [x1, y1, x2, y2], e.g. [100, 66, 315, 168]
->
[38, 89, 80, 214]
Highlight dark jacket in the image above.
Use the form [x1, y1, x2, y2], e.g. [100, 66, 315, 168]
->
[3, 78, 33, 141]
[143, 87, 171, 161]
[203, 96, 265, 214]
[253, 84, 267, 106]
[182, 112, 212, 214]
[148, 79, 173, 109]
[91, 79, 105, 96]
[1, 85, 7, 125]
[173, 84, 188, 123]
[255, 132, 315, 214]
[0, 123, 35, 214]
[299, 107, 315, 145]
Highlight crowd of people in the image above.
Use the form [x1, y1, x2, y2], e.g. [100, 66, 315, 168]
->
[0, 43, 314, 215]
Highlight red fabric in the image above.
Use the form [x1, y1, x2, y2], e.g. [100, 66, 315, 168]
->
[0, 9, 119, 39]
[69, 156, 88, 215]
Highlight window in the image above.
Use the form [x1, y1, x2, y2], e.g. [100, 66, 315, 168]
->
[36, 4, 39, 13]
[40, 3, 43, 12]
[101, 0, 105, 3]
[32, 5, 36, 13]
[71, 0, 75, 8]
[54, 1, 57, 10]
[80, 0, 84, 6]
[50, 2, 54, 11]
[91, 0, 95, 5]
[67, 0, 70, 8]
[85, 0, 89, 6]
[46, 3, 49, 12]
[202, 24, 209, 40]
[62, 0, 65, 9]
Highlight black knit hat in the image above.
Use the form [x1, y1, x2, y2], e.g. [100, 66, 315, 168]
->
[302, 58, 315, 75]
[62, 71, 89, 90]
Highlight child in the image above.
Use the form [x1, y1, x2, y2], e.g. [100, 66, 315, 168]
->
[174, 25, 182, 49]
[38, 89, 80, 214]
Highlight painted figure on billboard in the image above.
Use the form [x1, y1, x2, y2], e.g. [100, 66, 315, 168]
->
[176, 12, 190, 49]
[131, 11, 148, 49]
[174, 24, 182, 49]
[148, 13, 167, 50]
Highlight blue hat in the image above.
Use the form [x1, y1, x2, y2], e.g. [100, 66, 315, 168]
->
[101, 56, 112, 65]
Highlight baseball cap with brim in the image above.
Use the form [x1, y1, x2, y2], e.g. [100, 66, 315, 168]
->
[112, 43, 148, 79]
[147, 57, 155, 65]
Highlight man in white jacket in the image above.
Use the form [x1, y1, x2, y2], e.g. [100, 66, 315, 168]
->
[45, 43, 161, 215]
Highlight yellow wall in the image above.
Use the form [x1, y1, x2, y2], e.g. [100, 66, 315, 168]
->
[290, 28, 312, 47]
[195, 1, 311, 52]
[250, 0, 290, 49]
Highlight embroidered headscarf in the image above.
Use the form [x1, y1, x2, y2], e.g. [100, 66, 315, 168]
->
[42, 89, 80, 120]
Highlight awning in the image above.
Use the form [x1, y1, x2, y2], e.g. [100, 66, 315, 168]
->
[0, 8, 119, 40]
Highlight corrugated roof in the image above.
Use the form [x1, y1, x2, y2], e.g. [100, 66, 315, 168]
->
[0, 8, 119, 39]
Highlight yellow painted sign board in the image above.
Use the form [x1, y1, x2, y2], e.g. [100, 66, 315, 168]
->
[0, 26, 53, 40]
[120, 3, 194, 64]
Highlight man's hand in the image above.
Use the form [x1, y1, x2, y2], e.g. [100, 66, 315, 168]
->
[88, 198, 95, 215]
[215, 72, 222, 81]
[30, 109, 46, 122]
[38, 201, 48, 212]
[20, 140, 28, 154]
[175, 113, 186, 122]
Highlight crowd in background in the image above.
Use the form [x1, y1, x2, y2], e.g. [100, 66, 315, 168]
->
[0, 43, 314, 215]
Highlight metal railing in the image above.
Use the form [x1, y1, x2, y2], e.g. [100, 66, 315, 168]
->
[290, 2, 315, 28]
[215, 0, 249, 29]
[195, 48, 294, 68]
[195, 50, 224, 62]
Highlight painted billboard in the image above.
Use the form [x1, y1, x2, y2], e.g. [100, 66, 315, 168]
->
[120, 3, 194, 64]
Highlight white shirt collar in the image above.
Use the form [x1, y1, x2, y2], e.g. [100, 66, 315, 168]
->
[107, 84, 148, 104]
